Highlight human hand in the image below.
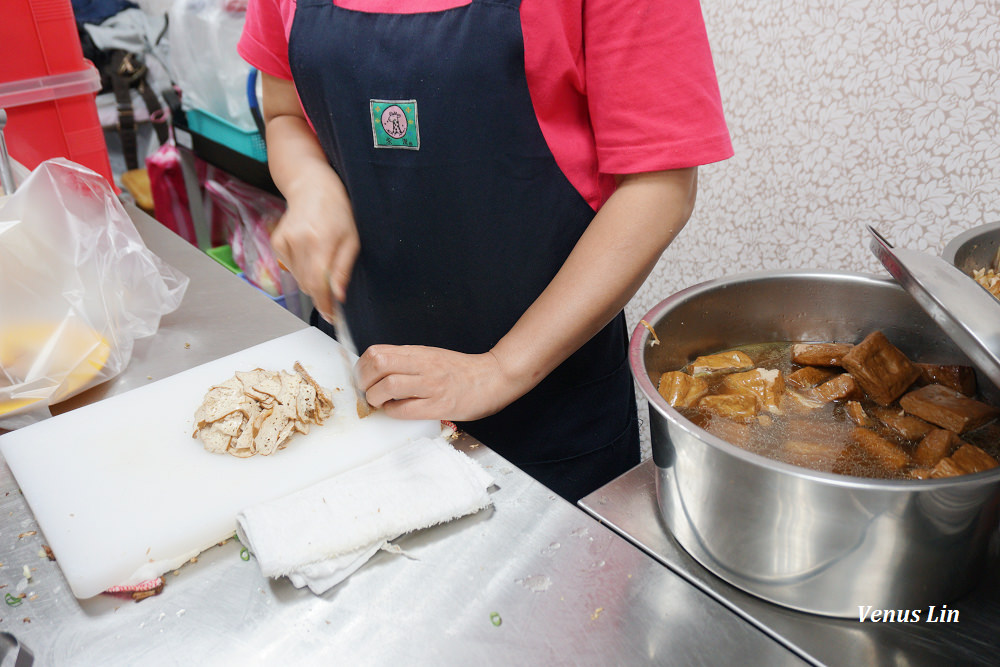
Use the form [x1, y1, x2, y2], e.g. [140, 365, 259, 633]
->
[271, 183, 359, 322]
[356, 345, 525, 422]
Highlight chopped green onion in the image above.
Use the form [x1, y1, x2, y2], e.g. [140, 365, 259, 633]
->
[240, 548, 250, 561]
[5, 593, 22, 607]
[489, 611, 501, 627]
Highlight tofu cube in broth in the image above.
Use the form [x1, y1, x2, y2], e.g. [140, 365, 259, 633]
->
[899, 384, 1000, 434]
[840, 331, 921, 406]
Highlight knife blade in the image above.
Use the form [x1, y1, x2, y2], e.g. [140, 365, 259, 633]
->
[333, 301, 373, 418]
[274, 256, 372, 418]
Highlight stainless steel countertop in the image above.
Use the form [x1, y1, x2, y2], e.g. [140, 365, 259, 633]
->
[580, 460, 1000, 667]
[0, 204, 801, 665]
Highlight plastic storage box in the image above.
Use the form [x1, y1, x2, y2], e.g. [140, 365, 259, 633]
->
[0, 0, 114, 186]
[239, 273, 287, 310]
[185, 108, 267, 163]
[206, 244, 242, 275]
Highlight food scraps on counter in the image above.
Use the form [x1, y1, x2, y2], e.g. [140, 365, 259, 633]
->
[657, 331, 1000, 480]
[105, 577, 166, 602]
[193, 362, 334, 458]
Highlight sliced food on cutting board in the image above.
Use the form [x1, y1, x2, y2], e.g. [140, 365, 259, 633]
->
[193, 362, 336, 457]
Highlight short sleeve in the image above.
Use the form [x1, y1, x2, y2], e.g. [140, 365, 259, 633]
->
[584, 0, 733, 173]
[238, 0, 295, 80]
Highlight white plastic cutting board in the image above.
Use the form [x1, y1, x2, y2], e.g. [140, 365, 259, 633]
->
[0, 327, 440, 598]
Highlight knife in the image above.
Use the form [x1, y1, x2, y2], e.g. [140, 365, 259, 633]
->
[275, 258, 373, 417]
[333, 301, 374, 418]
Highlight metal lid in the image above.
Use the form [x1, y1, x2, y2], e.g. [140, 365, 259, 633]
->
[868, 225, 1000, 389]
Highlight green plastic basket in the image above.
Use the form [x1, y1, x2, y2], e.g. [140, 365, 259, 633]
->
[206, 245, 241, 274]
[185, 108, 266, 163]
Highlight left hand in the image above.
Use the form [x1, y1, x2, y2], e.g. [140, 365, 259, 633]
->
[356, 344, 521, 421]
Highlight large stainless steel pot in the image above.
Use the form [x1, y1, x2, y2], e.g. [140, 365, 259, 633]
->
[630, 270, 1000, 618]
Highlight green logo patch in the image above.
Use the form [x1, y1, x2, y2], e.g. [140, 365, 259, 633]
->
[370, 99, 419, 150]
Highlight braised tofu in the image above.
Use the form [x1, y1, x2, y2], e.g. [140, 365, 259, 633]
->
[782, 388, 827, 412]
[845, 401, 873, 427]
[790, 343, 853, 367]
[899, 384, 1000, 434]
[193, 363, 335, 459]
[950, 444, 999, 474]
[657, 371, 709, 408]
[815, 373, 861, 402]
[787, 366, 838, 389]
[782, 439, 842, 470]
[721, 368, 785, 413]
[782, 419, 850, 470]
[929, 445, 997, 478]
[840, 331, 921, 406]
[661, 337, 1000, 482]
[913, 429, 962, 467]
[915, 363, 976, 396]
[929, 457, 966, 479]
[703, 416, 753, 448]
[699, 394, 758, 422]
[850, 427, 911, 471]
[784, 418, 851, 444]
[869, 405, 934, 441]
[690, 350, 754, 377]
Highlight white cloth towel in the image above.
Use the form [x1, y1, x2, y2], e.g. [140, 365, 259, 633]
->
[235, 436, 494, 594]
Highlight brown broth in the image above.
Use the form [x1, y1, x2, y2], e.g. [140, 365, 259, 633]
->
[678, 342, 1000, 480]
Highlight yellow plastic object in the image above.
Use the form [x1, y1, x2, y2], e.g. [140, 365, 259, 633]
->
[120, 168, 154, 215]
[0, 321, 111, 417]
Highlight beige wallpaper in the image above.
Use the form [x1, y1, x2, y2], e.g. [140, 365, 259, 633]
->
[628, 1, 1000, 458]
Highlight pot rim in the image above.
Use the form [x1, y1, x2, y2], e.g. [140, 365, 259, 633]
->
[630, 268, 1000, 490]
[941, 219, 1000, 266]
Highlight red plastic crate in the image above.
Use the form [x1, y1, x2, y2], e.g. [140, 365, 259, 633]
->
[0, 0, 84, 82]
[0, 0, 114, 186]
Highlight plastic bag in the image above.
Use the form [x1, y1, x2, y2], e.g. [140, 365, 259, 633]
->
[146, 141, 199, 245]
[203, 177, 288, 297]
[146, 140, 227, 247]
[0, 159, 189, 429]
[203, 176, 303, 317]
[168, 0, 254, 130]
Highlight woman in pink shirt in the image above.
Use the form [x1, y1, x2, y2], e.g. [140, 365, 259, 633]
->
[239, 0, 732, 500]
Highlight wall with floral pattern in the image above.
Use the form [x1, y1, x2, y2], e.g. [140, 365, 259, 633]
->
[630, 0, 1000, 459]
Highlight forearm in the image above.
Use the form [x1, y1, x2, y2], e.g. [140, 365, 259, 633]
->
[259, 72, 358, 309]
[491, 168, 698, 394]
[261, 95, 347, 206]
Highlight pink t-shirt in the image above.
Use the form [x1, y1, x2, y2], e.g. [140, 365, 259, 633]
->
[238, 0, 733, 210]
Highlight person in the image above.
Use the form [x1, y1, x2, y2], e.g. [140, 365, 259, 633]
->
[238, 0, 732, 501]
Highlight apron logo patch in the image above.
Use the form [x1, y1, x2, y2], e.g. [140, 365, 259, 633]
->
[370, 99, 419, 150]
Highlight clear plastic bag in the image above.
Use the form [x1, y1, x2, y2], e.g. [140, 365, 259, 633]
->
[203, 177, 288, 297]
[167, 0, 254, 130]
[0, 159, 189, 429]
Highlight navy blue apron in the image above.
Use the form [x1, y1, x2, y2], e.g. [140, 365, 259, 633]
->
[289, 0, 638, 500]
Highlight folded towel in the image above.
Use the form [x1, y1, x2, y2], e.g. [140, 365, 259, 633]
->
[236, 436, 494, 594]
